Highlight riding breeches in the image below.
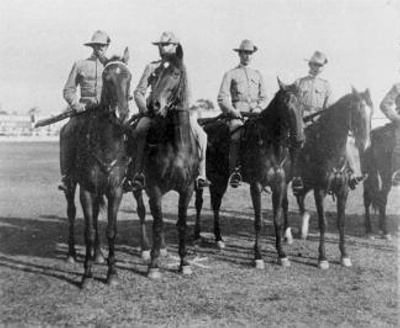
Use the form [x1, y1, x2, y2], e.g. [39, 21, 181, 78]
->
[59, 116, 86, 177]
[346, 136, 362, 175]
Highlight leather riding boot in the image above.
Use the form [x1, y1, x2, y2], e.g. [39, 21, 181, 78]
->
[58, 130, 75, 192]
[131, 136, 147, 192]
[122, 160, 135, 193]
[228, 138, 242, 188]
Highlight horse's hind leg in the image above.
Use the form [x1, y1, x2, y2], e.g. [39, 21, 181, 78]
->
[250, 182, 264, 269]
[65, 181, 77, 263]
[272, 186, 290, 267]
[378, 185, 391, 239]
[134, 190, 150, 261]
[282, 190, 293, 244]
[297, 194, 310, 240]
[363, 188, 373, 239]
[93, 198, 105, 264]
[194, 187, 204, 243]
[148, 191, 163, 279]
[106, 192, 123, 286]
[337, 191, 352, 267]
[314, 188, 329, 270]
[177, 189, 194, 275]
[210, 185, 226, 249]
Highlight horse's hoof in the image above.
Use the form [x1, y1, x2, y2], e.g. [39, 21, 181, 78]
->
[255, 259, 265, 269]
[216, 241, 225, 249]
[81, 277, 93, 289]
[384, 234, 392, 241]
[278, 257, 291, 267]
[148, 268, 162, 279]
[65, 256, 76, 264]
[160, 248, 168, 257]
[141, 250, 151, 262]
[107, 273, 119, 286]
[95, 254, 105, 264]
[284, 228, 294, 245]
[318, 260, 329, 270]
[180, 265, 193, 275]
[341, 257, 352, 267]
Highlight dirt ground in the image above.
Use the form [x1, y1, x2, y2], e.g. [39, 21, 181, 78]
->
[0, 141, 398, 327]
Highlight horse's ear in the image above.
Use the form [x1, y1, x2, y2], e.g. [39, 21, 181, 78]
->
[122, 47, 130, 64]
[364, 88, 373, 106]
[176, 44, 184, 60]
[277, 77, 287, 91]
[351, 85, 358, 95]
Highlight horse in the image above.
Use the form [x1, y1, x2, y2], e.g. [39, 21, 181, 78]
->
[63, 48, 142, 287]
[194, 80, 304, 268]
[139, 44, 200, 278]
[362, 123, 396, 240]
[294, 87, 373, 270]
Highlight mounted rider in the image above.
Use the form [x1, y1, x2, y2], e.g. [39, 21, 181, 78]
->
[291, 50, 366, 194]
[127, 31, 211, 191]
[217, 39, 268, 188]
[380, 82, 400, 186]
[58, 30, 111, 191]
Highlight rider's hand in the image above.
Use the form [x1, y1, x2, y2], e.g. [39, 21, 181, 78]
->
[252, 107, 262, 114]
[231, 110, 242, 119]
[74, 103, 86, 113]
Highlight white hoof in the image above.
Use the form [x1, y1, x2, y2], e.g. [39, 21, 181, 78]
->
[141, 250, 151, 262]
[318, 260, 329, 270]
[278, 257, 291, 267]
[148, 268, 162, 279]
[217, 241, 225, 249]
[384, 234, 392, 241]
[284, 228, 294, 245]
[160, 248, 168, 257]
[255, 259, 265, 269]
[341, 257, 352, 267]
[301, 212, 311, 240]
[181, 265, 193, 275]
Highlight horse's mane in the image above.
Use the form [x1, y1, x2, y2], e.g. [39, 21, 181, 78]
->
[318, 93, 355, 124]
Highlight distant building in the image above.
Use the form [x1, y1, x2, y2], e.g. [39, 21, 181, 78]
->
[0, 114, 63, 137]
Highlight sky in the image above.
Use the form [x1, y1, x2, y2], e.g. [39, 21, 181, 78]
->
[0, 0, 399, 122]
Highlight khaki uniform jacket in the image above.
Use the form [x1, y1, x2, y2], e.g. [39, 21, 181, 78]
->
[63, 55, 106, 111]
[380, 83, 400, 123]
[217, 65, 268, 115]
[295, 75, 332, 116]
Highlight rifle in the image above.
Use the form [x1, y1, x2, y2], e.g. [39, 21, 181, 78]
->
[303, 110, 323, 124]
[197, 111, 260, 126]
[33, 104, 97, 128]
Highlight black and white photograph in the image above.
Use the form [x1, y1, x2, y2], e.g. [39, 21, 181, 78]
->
[0, 0, 399, 326]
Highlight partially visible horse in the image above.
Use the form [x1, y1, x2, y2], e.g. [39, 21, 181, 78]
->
[139, 45, 200, 278]
[362, 123, 396, 240]
[294, 88, 373, 269]
[63, 48, 140, 287]
[195, 80, 304, 268]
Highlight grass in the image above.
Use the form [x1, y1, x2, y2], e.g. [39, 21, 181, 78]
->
[0, 141, 398, 327]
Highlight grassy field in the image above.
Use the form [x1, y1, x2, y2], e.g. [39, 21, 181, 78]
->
[0, 141, 398, 327]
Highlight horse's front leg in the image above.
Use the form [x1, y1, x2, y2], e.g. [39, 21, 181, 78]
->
[106, 190, 123, 286]
[314, 188, 329, 270]
[79, 189, 96, 288]
[177, 187, 195, 275]
[93, 197, 105, 264]
[297, 193, 310, 240]
[134, 190, 150, 261]
[148, 189, 163, 279]
[65, 181, 77, 263]
[250, 181, 264, 269]
[337, 189, 352, 267]
[210, 185, 226, 249]
[378, 183, 391, 239]
[272, 185, 290, 267]
[194, 187, 204, 243]
[282, 189, 293, 244]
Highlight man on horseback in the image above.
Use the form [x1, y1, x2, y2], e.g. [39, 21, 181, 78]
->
[128, 31, 210, 191]
[217, 40, 268, 188]
[291, 51, 365, 194]
[58, 30, 111, 191]
[380, 82, 400, 186]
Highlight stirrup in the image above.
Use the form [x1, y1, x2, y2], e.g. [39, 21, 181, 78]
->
[122, 178, 134, 193]
[196, 177, 211, 189]
[392, 170, 400, 186]
[228, 170, 242, 188]
[292, 177, 304, 195]
[132, 174, 145, 192]
[57, 176, 69, 192]
[349, 173, 368, 190]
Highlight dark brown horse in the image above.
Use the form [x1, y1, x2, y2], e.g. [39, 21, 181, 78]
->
[140, 45, 200, 278]
[195, 80, 304, 268]
[362, 123, 396, 240]
[63, 48, 139, 287]
[294, 88, 372, 269]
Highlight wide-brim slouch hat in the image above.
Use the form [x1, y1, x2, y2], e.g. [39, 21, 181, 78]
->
[306, 51, 328, 65]
[152, 31, 180, 45]
[233, 39, 258, 53]
[84, 30, 111, 47]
